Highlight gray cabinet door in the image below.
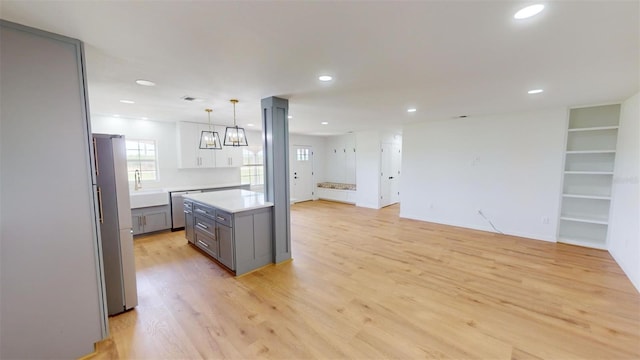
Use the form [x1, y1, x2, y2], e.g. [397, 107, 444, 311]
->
[131, 212, 144, 235]
[217, 224, 234, 270]
[143, 210, 169, 233]
[184, 211, 194, 244]
[195, 229, 218, 258]
[131, 206, 170, 234]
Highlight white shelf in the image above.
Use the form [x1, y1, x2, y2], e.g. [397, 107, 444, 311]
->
[568, 104, 621, 129]
[559, 104, 620, 250]
[568, 126, 619, 132]
[562, 194, 611, 200]
[562, 173, 613, 197]
[566, 128, 618, 152]
[559, 216, 608, 225]
[565, 150, 616, 154]
[564, 171, 613, 175]
[564, 152, 615, 172]
[558, 237, 607, 250]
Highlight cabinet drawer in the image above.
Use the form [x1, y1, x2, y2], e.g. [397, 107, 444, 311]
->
[183, 201, 193, 212]
[194, 215, 215, 237]
[214, 210, 233, 227]
[194, 203, 215, 219]
[195, 228, 218, 258]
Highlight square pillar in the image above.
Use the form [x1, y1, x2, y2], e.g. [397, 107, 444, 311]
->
[261, 96, 291, 263]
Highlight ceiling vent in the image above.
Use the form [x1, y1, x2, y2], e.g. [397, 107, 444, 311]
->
[181, 96, 203, 102]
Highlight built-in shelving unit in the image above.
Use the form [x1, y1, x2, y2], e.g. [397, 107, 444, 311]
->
[558, 104, 620, 249]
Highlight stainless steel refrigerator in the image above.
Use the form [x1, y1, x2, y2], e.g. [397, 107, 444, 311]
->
[93, 134, 138, 315]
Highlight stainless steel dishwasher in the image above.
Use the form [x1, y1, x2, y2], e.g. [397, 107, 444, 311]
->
[170, 190, 201, 230]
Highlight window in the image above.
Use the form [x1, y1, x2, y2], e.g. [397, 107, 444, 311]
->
[126, 139, 158, 181]
[296, 148, 310, 161]
[241, 146, 264, 185]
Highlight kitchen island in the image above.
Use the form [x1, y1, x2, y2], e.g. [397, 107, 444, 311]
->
[183, 190, 274, 276]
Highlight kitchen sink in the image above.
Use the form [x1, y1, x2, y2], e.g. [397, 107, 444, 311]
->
[129, 188, 169, 208]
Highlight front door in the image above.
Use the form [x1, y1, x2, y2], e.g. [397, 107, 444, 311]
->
[291, 146, 314, 203]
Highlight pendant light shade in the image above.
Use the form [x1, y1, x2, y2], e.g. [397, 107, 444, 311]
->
[224, 99, 248, 147]
[199, 108, 222, 150]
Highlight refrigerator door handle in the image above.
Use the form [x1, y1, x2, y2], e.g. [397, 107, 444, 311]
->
[96, 186, 104, 224]
[93, 137, 99, 176]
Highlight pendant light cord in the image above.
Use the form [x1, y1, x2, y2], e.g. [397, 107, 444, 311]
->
[206, 108, 213, 131]
[231, 99, 238, 127]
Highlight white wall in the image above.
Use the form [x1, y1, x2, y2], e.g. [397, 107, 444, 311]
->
[356, 130, 383, 209]
[92, 115, 242, 189]
[400, 109, 566, 241]
[608, 92, 640, 292]
[289, 134, 326, 198]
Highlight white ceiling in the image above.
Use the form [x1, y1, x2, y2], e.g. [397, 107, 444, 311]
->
[1, 1, 638, 135]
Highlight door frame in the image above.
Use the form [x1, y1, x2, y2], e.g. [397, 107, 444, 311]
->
[291, 145, 315, 203]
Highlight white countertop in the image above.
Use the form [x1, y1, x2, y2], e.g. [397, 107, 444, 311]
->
[163, 183, 248, 193]
[183, 189, 273, 213]
[129, 183, 249, 209]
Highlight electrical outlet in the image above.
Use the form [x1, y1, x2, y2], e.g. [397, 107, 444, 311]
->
[429, 203, 434, 209]
[542, 216, 550, 224]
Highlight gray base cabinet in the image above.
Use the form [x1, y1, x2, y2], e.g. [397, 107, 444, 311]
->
[184, 200, 195, 244]
[132, 205, 171, 235]
[170, 184, 250, 230]
[217, 223, 234, 270]
[184, 201, 273, 275]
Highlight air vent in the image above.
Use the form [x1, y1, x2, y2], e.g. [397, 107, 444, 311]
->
[181, 96, 203, 102]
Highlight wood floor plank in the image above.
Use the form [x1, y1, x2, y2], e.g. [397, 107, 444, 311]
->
[94, 200, 640, 359]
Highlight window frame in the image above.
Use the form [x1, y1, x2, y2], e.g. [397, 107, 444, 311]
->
[241, 146, 264, 186]
[125, 138, 159, 183]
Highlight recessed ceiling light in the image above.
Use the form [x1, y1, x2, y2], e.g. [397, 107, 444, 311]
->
[141, 117, 148, 120]
[120, 99, 135, 104]
[407, 108, 417, 113]
[288, 115, 293, 119]
[514, 4, 544, 19]
[113, 114, 120, 117]
[135, 79, 156, 86]
[321, 121, 329, 125]
[528, 89, 544, 94]
[247, 123, 255, 127]
[318, 75, 333, 82]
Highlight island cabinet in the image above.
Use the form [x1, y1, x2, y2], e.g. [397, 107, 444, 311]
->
[183, 190, 274, 276]
[184, 200, 195, 244]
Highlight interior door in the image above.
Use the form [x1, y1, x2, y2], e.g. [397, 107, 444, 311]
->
[291, 146, 314, 203]
[390, 144, 401, 204]
[380, 143, 400, 207]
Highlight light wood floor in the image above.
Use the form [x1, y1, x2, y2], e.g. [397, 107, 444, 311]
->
[94, 200, 640, 359]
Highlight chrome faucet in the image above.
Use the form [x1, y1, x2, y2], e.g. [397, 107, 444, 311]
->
[134, 170, 142, 191]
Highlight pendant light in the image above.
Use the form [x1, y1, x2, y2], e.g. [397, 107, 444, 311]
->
[199, 108, 222, 149]
[223, 99, 248, 147]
